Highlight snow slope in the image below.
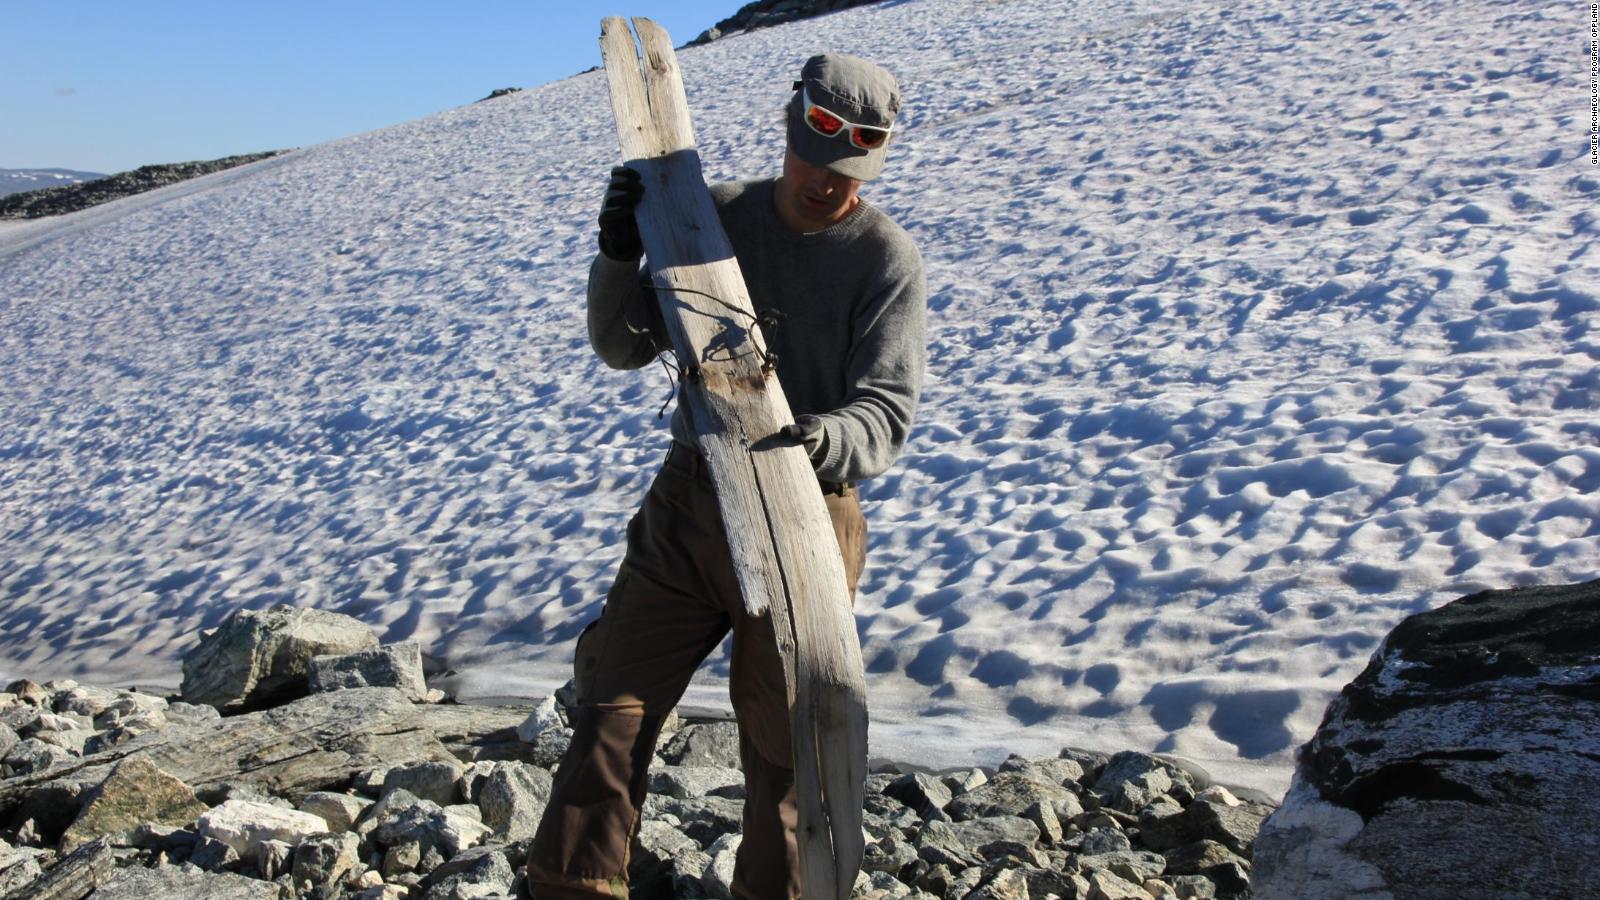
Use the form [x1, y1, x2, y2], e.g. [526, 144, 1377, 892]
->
[0, 0, 1593, 794]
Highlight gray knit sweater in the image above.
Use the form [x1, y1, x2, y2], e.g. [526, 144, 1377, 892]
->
[587, 178, 926, 483]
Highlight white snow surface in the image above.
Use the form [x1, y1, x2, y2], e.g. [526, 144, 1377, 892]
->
[0, 0, 1594, 795]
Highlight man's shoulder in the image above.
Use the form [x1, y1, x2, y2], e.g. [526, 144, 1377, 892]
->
[856, 201, 923, 270]
[709, 178, 769, 211]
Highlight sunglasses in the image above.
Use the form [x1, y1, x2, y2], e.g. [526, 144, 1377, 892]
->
[799, 87, 893, 151]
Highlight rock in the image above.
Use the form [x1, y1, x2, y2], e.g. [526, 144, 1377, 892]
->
[2, 737, 74, 775]
[384, 760, 466, 807]
[702, 832, 741, 900]
[1088, 868, 1154, 900]
[1169, 874, 1217, 899]
[998, 753, 1086, 787]
[1077, 826, 1133, 855]
[0, 723, 17, 758]
[293, 831, 362, 886]
[1023, 799, 1063, 846]
[1, 152, 287, 221]
[524, 726, 573, 768]
[197, 799, 331, 862]
[478, 762, 553, 840]
[949, 815, 1041, 857]
[384, 839, 424, 876]
[83, 859, 285, 898]
[180, 605, 378, 712]
[644, 795, 744, 847]
[631, 818, 705, 894]
[298, 792, 372, 832]
[370, 792, 492, 859]
[1094, 752, 1188, 796]
[514, 695, 564, 743]
[1078, 850, 1167, 883]
[4, 679, 50, 707]
[257, 837, 294, 880]
[969, 867, 1031, 900]
[1136, 797, 1193, 852]
[59, 756, 208, 852]
[685, 0, 885, 46]
[862, 833, 918, 874]
[1163, 839, 1249, 877]
[310, 641, 428, 701]
[914, 819, 984, 869]
[0, 687, 456, 815]
[1105, 768, 1173, 815]
[942, 767, 989, 795]
[856, 869, 914, 898]
[127, 822, 198, 855]
[2, 836, 116, 899]
[650, 763, 745, 800]
[885, 771, 953, 818]
[0, 839, 45, 896]
[52, 685, 120, 718]
[658, 721, 742, 769]
[1183, 794, 1274, 858]
[422, 843, 515, 899]
[1020, 867, 1092, 899]
[1255, 580, 1600, 900]
[412, 703, 537, 764]
[163, 701, 223, 725]
[190, 834, 242, 870]
[946, 773, 1082, 823]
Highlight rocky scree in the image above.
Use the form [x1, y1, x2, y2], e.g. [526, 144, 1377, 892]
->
[0, 606, 1273, 898]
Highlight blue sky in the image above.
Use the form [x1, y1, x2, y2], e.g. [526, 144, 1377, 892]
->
[0, 2, 739, 174]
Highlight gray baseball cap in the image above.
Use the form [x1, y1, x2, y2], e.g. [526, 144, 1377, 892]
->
[786, 53, 901, 181]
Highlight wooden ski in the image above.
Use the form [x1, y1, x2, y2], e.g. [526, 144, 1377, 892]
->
[598, 17, 867, 898]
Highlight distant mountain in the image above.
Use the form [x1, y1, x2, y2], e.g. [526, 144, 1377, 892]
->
[0, 168, 107, 199]
[0, 152, 287, 220]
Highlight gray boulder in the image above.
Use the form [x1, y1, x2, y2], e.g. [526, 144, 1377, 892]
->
[659, 721, 742, 769]
[298, 791, 372, 832]
[1254, 579, 1600, 900]
[478, 761, 553, 840]
[2, 737, 74, 775]
[310, 641, 428, 701]
[89, 863, 284, 899]
[293, 831, 362, 886]
[997, 754, 1085, 787]
[650, 763, 745, 800]
[197, 798, 330, 862]
[422, 843, 515, 899]
[59, 756, 207, 852]
[884, 771, 953, 819]
[181, 605, 378, 711]
[946, 773, 1082, 823]
[384, 759, 466, 807]
[631, 818, 708, 895]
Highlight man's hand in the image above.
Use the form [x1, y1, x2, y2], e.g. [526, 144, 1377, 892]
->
[597, 166, 644, 261]
[780, 415, 829, 466]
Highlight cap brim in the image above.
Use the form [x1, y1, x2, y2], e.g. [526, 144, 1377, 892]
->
[789, 117, 887, 181]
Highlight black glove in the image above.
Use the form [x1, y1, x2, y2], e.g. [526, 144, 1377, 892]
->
[597, 165, 644, 261]
[779, 415, 829, 466]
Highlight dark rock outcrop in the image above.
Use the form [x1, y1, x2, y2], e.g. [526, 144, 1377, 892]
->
[0, 152, 287, 220]
[688, 0, 888, 45]
[1254, 579, 1600, 899]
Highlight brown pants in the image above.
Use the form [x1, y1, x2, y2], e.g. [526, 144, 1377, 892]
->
[526, 443, 867, 899]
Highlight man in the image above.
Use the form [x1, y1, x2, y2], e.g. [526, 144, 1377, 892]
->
[527, 52, 926, 898]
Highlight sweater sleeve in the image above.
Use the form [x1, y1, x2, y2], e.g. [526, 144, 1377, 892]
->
[586, 252, 668, 370]
[812, 243, 928, 483]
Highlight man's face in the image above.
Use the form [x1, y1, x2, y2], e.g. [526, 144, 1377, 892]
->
[774, 148, 863, 233]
